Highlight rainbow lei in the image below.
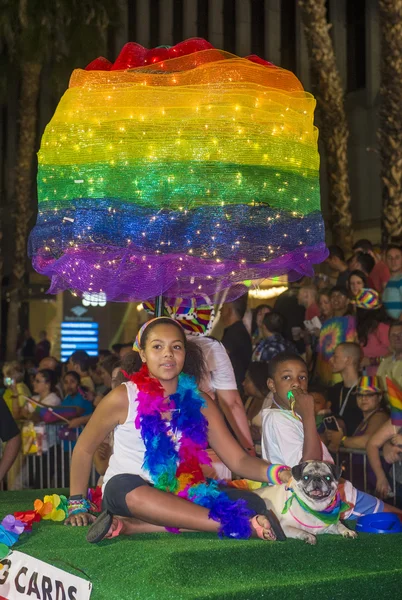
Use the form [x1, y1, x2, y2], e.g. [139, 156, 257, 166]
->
[130, 365, 253, 539]
[0, 495, 69, 560]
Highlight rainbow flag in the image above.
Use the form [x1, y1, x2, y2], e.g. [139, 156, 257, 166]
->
[386, 377, 402, 426]
[29, 38, 327, 302]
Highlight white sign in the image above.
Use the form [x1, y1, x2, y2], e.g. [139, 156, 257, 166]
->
[0, 550, 92, 600]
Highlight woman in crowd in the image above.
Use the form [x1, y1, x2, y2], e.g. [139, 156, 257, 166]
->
[65, 317, 291, 543]
[251, 304, 271, 349]
[326, 376, 389, 452]
[354, 289, 391, 375]
[2, 361, 31, 419]
[31, 369, 61, 409]
[327, 376, 389, 492]
[243, 362, 271, 453]
[347, 270, 368, 300]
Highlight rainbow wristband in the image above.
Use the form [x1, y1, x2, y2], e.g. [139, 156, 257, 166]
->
[67, 498, 91, 516]
[266, 464, 289, 486]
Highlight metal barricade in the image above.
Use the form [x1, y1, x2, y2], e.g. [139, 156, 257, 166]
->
[1, 422, 97, 491]
[334, 447, 398, 505]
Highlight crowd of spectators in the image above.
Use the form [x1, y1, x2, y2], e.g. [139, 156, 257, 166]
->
[1, 239, 402, 509]
[243, 240, 402, 506]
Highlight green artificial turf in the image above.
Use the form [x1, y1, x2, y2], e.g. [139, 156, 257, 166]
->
[1, 490, 402, 600]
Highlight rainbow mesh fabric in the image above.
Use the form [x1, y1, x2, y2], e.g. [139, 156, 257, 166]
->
[29, 38, 327, 301]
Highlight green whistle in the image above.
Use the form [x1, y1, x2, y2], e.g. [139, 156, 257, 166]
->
[287, 391, 295, 401]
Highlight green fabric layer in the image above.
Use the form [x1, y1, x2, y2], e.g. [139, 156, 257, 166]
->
[38, 162, 319, 213]
[2, 491, 402, 600]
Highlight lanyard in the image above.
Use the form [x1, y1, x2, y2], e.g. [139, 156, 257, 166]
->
[272, 399, 302, 422]
[339, 382, 358, 416]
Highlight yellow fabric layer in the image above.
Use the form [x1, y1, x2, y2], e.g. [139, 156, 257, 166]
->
[39, 89, 318, 169]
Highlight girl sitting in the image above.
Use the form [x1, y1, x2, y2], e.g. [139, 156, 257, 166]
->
[65, 317, 292, 542]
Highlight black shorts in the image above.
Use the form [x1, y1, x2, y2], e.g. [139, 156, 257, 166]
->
[103, 474, 152, 517]
[102, 473, 266, 518]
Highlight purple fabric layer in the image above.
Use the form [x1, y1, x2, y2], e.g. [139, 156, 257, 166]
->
[32, 243, 328, 302]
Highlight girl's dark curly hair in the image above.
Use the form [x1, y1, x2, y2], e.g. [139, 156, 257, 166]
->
[119, 318, 207, 385]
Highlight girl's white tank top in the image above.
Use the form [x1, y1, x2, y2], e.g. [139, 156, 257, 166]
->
[102, 381, 151, 490]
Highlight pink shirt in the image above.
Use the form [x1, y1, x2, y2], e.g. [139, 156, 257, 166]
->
[370, 261, 390, 292]
[362, 322, 390, 358]
[361, 322, 390, 376]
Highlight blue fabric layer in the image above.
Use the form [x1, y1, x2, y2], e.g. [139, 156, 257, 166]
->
[29, 198, 325, 261]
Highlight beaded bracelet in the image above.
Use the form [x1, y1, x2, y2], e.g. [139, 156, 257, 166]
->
[266, 464, 290, 486]
[67, 497, 92, 516]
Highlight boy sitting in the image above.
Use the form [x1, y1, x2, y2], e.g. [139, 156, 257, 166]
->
[261, 352, 401, 519]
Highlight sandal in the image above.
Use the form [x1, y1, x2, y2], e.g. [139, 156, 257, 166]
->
[251, 509, 286, 542]
[86, 511, 123, 544]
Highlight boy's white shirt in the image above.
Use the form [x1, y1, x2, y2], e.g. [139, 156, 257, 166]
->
[261, 407, 357, 513]
[261, 408, 333, 466]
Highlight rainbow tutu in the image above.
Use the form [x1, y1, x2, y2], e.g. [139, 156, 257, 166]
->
[29, 38, 327, 301]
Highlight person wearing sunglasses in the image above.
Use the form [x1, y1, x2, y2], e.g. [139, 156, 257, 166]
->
[23, 369, 61, 416]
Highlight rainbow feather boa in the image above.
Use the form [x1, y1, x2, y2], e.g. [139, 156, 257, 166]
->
[129, 365, 253, 539]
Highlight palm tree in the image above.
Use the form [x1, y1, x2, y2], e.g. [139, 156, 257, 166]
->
[378, 0, 402, 245]
[1, 1, 117, 359]
[298, 0, 353, 253]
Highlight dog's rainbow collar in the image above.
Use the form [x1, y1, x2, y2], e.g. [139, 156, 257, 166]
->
[282, 488, 351, 525]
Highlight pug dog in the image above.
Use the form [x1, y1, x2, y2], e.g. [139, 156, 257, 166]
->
[255, 461, 357, 545]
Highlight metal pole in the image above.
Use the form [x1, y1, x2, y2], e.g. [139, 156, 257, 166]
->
[154, 295, 165, 317]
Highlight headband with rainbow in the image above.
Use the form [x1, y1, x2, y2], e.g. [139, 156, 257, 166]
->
[133, 317, 184, 352]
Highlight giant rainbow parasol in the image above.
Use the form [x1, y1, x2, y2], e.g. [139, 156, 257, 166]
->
[29, 38, 327, 302]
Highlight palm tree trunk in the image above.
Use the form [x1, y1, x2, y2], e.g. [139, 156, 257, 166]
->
[0, 229, 3, 357]
[6, 61, 41, 360]
[298, 0, 353, 253]
[378, 0, 402, 246]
